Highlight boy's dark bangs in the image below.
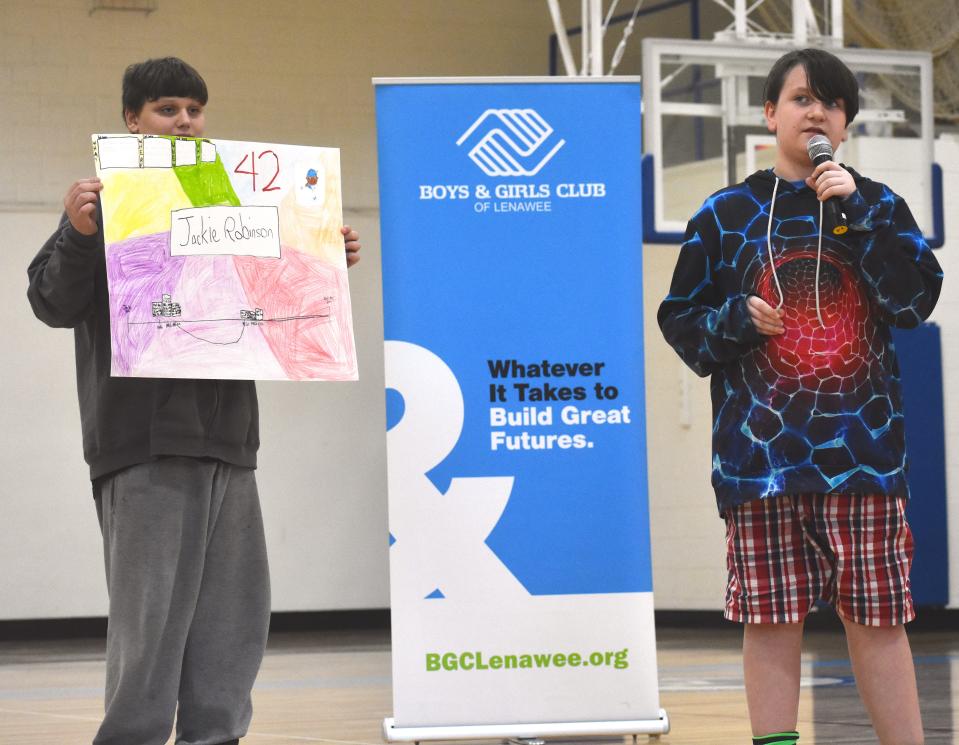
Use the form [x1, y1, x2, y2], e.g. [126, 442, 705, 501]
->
[803, 56, 846, 106]
[144, 62, 208, 104]
[799, 49, 859, 123]
[122, 58, 208, 119]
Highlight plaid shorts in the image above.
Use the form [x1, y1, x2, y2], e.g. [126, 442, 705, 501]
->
[724, 493, 915, 626]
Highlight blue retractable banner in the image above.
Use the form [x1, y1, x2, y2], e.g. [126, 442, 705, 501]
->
[375, 78, 666, 740]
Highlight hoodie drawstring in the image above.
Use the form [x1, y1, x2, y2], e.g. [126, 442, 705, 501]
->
[765, 175, 826, 328]
[765, 177, 785, 309]
[814, 199, 825, 328]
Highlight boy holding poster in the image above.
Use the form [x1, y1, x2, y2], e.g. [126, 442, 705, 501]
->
[657, 48, 941, 745]
[27, 57, 360, 745]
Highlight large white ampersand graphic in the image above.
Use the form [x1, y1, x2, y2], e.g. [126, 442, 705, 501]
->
[386, 341, 527, 601]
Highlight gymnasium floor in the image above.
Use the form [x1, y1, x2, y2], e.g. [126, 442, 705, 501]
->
[0, 624, 955, 744]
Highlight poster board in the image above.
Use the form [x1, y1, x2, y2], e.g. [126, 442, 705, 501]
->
[93, 134, 357, 381]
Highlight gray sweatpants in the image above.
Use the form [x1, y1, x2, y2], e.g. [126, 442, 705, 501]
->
[93, 457, 271, 745]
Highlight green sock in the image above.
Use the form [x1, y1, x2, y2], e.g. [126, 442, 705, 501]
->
[753, 732, 799, 745]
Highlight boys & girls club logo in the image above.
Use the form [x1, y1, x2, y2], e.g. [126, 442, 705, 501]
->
[456, 109, 566, 177]
[417, 107, 605, 213]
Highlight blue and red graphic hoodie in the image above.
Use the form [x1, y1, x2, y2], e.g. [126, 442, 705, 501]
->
[657, 167, 943, 515]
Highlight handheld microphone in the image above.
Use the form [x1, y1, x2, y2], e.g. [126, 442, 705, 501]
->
[806, 134, 849, 236]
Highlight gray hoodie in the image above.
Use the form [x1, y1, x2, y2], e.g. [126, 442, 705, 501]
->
[27, 211, 259, 482]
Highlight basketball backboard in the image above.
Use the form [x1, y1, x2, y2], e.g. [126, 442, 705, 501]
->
[641, 38, 941, 246]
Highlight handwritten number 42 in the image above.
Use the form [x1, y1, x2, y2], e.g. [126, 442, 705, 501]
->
[233, 150, 281, 192]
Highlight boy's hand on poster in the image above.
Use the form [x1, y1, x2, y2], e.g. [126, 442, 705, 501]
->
[747, 294, 785, 335]
[64, 179, 103, 236]
[806, 161, 856, 202]
[342, 225, 361, 267]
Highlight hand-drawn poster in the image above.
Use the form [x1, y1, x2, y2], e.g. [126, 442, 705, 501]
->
[93, 134, 358, 381]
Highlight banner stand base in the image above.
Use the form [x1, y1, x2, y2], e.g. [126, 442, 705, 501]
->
[382, 711, 670, 742]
